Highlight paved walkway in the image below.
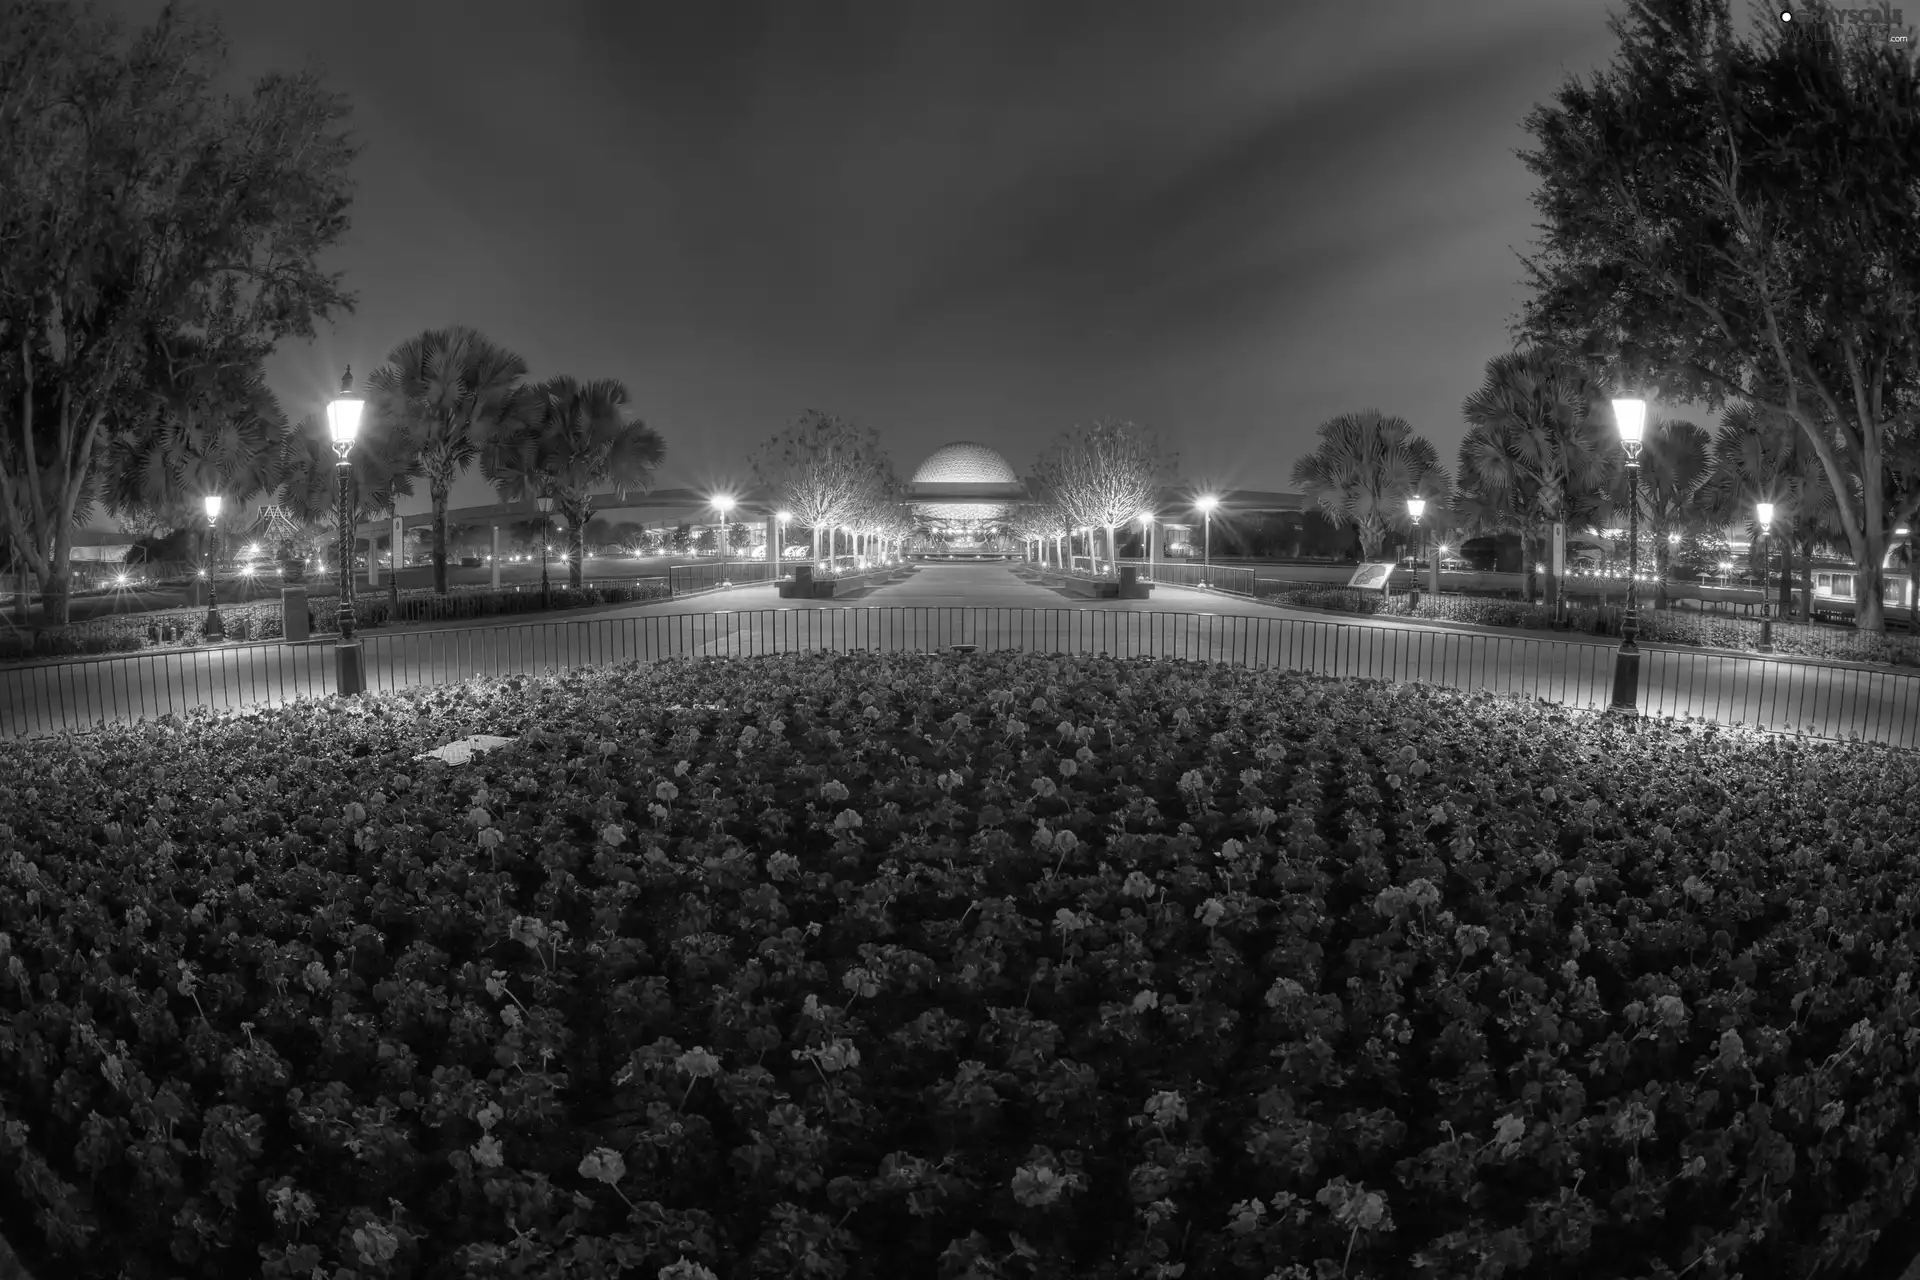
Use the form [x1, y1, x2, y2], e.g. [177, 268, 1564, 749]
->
[3, 563, 1918, 750]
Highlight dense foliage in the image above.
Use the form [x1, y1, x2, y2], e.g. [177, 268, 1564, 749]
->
[2, 653, 1920, 1278]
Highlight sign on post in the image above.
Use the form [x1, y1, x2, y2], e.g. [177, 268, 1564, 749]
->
[1347, 562, 1396, 593]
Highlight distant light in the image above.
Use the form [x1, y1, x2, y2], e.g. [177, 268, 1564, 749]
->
[776, 510, 792, 522]
[198, 568, 207, 577]
[1669, 532, 1681, 544]
[115, 574, 128, 586]
[1196, 495, 1219, 513]
[241, 564, 255, 576]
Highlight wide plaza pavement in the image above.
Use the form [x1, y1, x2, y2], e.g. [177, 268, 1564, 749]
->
[3, 562, 1918, 749]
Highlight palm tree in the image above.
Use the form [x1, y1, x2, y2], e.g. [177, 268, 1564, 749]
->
[1705, 401, 1846, 623]
[478, 377, 665, 588]
[1621, 415, 1713, 609]
[102, 342, 291, 558]
[369, 327, 530, 593]
[1457, 349, 1616, 609]
[1288, 410, 1449, 560]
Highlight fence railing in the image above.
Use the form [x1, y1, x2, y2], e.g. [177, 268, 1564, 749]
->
[669, 560, 779, 594]
[1109, 560, 1260, 595]
[6, 607, 1918, 751]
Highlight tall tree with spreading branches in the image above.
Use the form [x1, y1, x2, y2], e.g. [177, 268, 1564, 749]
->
[0, 0, 358, 623]
[1519, 0, 1920, 631]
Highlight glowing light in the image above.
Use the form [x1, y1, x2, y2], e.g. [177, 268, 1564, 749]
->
[1755, 501, 1775, 527]
[1195, 495, 1218, 513]
[115, 574, 128, 586]
[1612, 398, 1647, 446]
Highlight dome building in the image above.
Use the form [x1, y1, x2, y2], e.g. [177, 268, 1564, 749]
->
[908, 441, 1023, 526]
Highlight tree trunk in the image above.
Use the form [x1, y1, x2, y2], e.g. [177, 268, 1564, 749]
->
[569, 524, 585, 588]
[1653, 537, 1671, 610]
[1520, 530, 1538, 603]
[431, 485, 450, 595]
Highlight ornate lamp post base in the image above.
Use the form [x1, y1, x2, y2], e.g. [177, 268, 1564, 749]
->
[336, 639, 366, 696]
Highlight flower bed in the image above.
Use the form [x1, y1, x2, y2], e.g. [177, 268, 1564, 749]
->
[2, 654, 1920, 1278]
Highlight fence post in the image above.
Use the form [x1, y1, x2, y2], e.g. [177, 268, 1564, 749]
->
[1609, 634, 1640, 716]
[282, 585, 309, 642]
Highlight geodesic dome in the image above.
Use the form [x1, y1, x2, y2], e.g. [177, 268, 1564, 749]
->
[911, 442, 1018, 522]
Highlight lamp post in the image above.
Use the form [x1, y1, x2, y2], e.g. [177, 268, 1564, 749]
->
[713, 495, 735, 584]
[1140, 510, 1155, 578]
[1196, 495, 1218, 588]
[1901, 525, 1916, 633]
[535, 495, 553, 607]
[1609, 396, 1647, 714]
[1756, 501, 1775, 652]
[776, 510, 791, 572]
[202, 493, 225, 640]
[326, 369, 366, 694]
[1406, 495, 1426, 609]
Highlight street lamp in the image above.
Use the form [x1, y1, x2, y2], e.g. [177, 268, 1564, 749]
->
[1139, 510, 1155, 577]
[202, 493, 225, 640]
[535, 495, 554, 607]
[776, 509, 791, 569]
[713, 494, 736, 584]
[1406, 495, 1427, 608]
[1756, 501, 1775, 652]
[1609, 396, 1647, 714]
[326, 368, 366, 694]
[1196, 495, 1219, 588]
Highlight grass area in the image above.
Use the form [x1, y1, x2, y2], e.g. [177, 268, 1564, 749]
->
[0, 653, 1918, 1278]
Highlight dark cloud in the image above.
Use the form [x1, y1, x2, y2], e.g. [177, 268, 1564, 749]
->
[98, 0, 1621, 513]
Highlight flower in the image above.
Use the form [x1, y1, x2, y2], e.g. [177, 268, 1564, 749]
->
[655, 780, 680, 802]
[352, 1222, 399, 1266]
[820, 779, 850, 802]
[1492, 1114, 1525, 1153]
[1121, 870, 1154, 898]
[1194, 898, 1226, 928]
[766, 851, 800, 880]
[1654, 994, 1687, 1027]
[472, 1133, 505, 1168]
[1143, 1090, 1187, 1128]
[579, 1147, 627, 1184]
[1132, 990, 1159, 1013]
[659, 1260, 719, 1280]
[831, 809, 863, 830]
[601, 823, 627, 847]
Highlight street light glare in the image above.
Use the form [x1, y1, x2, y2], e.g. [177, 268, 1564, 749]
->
[1195, 495, 1218, 512]
[203, 494, 222, 520]
[776, 510, 791, 522]
[1612, 398, 1647, 445]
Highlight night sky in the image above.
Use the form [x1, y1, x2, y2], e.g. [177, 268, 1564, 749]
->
[111, 0, 1626, 517]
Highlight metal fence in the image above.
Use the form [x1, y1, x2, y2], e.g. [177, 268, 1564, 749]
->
[669, 560, 780, 594]
[6, 606, 1919, 750]
[1109, 560, 1261, 595]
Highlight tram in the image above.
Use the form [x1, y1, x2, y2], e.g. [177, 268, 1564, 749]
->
[1805, 565, 1916, 625]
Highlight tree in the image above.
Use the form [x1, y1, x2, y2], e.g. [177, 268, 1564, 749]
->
[1030, 420, 1174, 574]
[1518, 0, 1920, 631]
[369, 327, 528, 594]
[1703, 400, 1846, 622]
[0, 1, 357, 623]
[1457, 351, 1615, 608]
[479, 376, 665, 588]
[277, 410, 421, 589]
[1290, 410, 1449, 563]
[1621, 414, 1713, 609]
[751, 411, 890, 562]
[671, 523, 692, 555]
[101, 337, 293, 574]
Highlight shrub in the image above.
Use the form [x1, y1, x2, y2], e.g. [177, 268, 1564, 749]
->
[2, 653, 1919, 1278]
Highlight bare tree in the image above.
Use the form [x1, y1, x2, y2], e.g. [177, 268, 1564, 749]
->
[1030, 420, 1174, 575]
[750, 410, 891, 562]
